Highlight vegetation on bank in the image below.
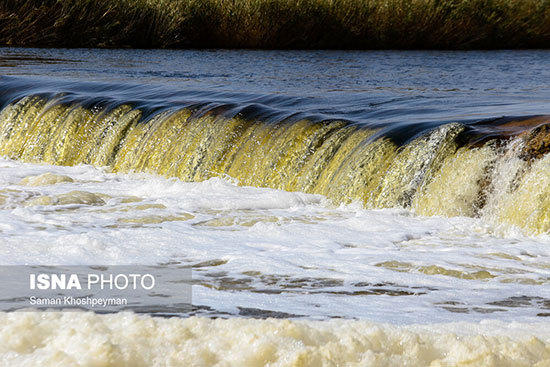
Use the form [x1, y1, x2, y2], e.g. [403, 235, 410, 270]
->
[1, 0, 550, 49]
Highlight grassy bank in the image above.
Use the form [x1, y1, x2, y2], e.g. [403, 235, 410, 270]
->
[1, 0, 550, 49]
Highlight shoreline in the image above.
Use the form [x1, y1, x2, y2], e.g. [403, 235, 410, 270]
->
[1, 0, 550, 50]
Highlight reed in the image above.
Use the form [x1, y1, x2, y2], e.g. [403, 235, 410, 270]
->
[1, 0, 549, 49]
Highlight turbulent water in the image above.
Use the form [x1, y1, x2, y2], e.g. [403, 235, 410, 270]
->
[0, 48, 550, 366]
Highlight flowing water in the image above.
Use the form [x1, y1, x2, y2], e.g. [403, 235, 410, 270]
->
[0, 48, 550, 366]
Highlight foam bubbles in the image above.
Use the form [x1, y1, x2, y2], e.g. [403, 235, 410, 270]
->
[0, 312, 548, 367]
[0, 158, 549, 324]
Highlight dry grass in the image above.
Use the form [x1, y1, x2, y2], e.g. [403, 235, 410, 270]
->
[1, 0, 549, 49]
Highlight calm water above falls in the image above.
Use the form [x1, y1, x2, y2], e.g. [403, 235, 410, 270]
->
[2, 48, 550, 127]
[1, 48, 550, 366]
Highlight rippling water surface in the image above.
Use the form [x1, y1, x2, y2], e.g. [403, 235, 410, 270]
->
[2, 48, 550, 126]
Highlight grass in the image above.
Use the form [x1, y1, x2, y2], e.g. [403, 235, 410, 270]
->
[1, 0, 550, 49]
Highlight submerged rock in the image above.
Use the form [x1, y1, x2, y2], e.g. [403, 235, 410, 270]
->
[19, 172, 74, 186]
[521, 123, 550, 161]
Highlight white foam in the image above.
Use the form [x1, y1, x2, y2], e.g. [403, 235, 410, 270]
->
[0, 158, 549, 324]
[0, 312, 548, 367]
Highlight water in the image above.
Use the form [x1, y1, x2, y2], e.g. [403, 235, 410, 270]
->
[2, 158, 549, 323]
[2, 48, 550, 127]
[1, 48, 550, 366]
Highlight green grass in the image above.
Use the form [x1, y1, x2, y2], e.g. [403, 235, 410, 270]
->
[1, 0, 550, 49]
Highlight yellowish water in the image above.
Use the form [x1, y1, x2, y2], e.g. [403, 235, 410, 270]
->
[2, 96, 550, 233]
